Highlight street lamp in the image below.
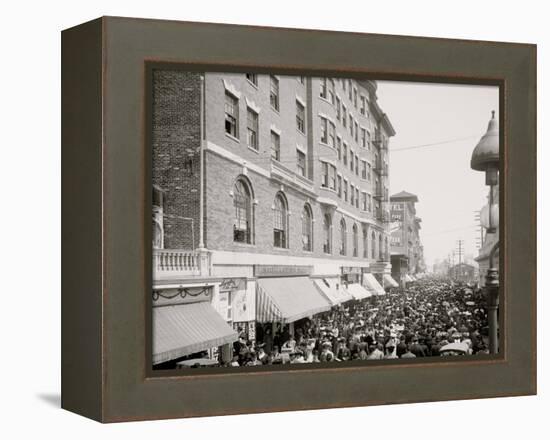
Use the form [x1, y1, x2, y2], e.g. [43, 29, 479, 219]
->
[470, 110, 500, 354]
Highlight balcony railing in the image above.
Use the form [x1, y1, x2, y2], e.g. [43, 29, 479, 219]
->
[153, 249, 211, 279]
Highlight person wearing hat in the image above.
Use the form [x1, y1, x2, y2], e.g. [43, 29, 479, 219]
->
[396, 335, 408, 358]
[384, 340, 398, 359]
[400, 343, 417, 359]
[366, 343, 384, 360]
[410, 336, 426, 357]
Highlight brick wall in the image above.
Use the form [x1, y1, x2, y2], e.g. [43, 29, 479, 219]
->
[151, 70, 202, 249]
[205, 152, 383, 262]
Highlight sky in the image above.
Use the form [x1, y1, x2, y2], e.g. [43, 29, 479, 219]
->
[375, 81, 499, 269]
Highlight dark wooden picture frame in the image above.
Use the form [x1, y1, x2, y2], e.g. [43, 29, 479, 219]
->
[62, 16, 536, 422]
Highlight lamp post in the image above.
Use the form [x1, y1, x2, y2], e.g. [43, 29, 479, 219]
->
[470, 110, 500, 354]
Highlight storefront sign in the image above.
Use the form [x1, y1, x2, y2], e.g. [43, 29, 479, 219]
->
[341, 266, 362, 275]
[219, 277, 245, 291]
[254, 265, 312, 278]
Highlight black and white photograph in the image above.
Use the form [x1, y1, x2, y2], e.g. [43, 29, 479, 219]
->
[151, 71, 500, 371]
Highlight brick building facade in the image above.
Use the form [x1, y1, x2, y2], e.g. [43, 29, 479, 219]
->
[151, 70, 396, 367]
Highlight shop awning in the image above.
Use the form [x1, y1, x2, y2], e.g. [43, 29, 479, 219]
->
[383, 274, 399, 288]
[345, 283, 372, 300]
[153, 302, 238, 365]
[363, 273, 386, 296]
[256, 277, 332, 323]
[314, 278, 354, 306]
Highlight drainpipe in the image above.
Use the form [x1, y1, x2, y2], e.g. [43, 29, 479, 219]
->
[197, 74, 210, 276]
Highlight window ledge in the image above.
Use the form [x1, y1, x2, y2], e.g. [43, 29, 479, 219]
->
[247, 146, 260, 154]
[225, 133, 240, 143]
[232, 242, 256, 248]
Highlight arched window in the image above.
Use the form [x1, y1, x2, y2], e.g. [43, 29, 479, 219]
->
[339, 218, 347, 256]
[323, 213, 332, 254]
[273, 192, 288, 248]
[233, 178, 253, 244]
[363, 227, 368, 258]
[379, 233, 383, 260]
[352, 224, 358, 257]
[302, 204, 313, 251]
[371, 231, 376, 259]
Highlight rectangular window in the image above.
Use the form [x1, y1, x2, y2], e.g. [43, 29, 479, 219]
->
[337, 175, 342, 197]
[225, 92, 239, 138]
[360, 96, 366, 115]
[247, 108, 259, 150]
[343, 179, 348, 202]
[271, 131, 280, 161]
[342, 105, 347, 127]
[368, 194, 372, 212]
[337, 137, 342, 160]
[328, 79, 335, 104]
[343, 143, 348, 165]
[362, 192, 367, 211]
[355, 121, 359, 142]
[328, 122, 336, 147]
[350, 150, 354, 171]
[270, 75, 279, 111]
[336, 97, 341, 120]
[361, 128, 366, 148]
[353, 88, 358, 108]
[361, 160, 367, 179]
[320, 117, 328, 144]
[366, 130, 371, 150]
[355, 154, 359, 175]
[350, 184, 355, 205]
[349, 116, 354, 137]
[330, 165, 337, 190]
[367, 162, 372, 181]
[246, 73, 258, 86]
[321, 162, 329, 188]
[319, 78, 328, 99]
[296, 101, 306, 134]
[297, 149, 306, 177]
[342, 78, 346, 92]
[355, 188, 359, 208]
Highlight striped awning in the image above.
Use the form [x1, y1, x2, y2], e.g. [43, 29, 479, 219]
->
[345, 283, 372, 300]
[314, 278, 354, 306]
[384, 274, 399, 288]
[256, 277, 332, 323]
[363, 273, 386, 296]
[153, 302, 238, 365]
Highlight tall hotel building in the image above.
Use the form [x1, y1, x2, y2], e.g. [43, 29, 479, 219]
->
[151, 71, 396, 367]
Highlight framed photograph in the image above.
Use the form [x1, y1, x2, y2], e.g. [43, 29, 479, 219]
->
[62, 16, 536, 422]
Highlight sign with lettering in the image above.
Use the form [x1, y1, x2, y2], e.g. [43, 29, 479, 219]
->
[254, 265, 312, 278]
[341, 266, 362, 275]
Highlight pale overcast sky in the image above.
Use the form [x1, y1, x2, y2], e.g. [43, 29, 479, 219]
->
[376, 81, 499, 269]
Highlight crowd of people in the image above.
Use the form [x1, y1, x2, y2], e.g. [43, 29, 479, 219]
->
[227, 278, 490, 367]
